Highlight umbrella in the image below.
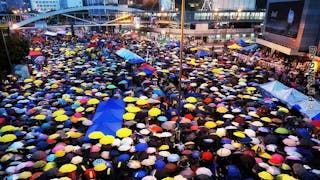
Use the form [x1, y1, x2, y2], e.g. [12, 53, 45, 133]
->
[118, 154, 130, 162]
[217, 107, 228, 113]
[127, 160, 141, 169]
[148, 108, 161, 117]
[59, 164, 77, 173]
[136, 99, 148, 106]
[133, 170, 147, 178]
[161, 121, 176, 130]
[116, 128, 132, 138]
[107, 84, 117, 89]
[124, 96, 136, 103]
[186, 97, 197, 103]
[216, 148, 231, 157]
[204, 121, 217, 129]
[135, 143, 149, 152]
[0, 125, 16, 132]
[94, 164, 107, 171]
[275, 127, 289, 134]
[168, 154, 180, 162]
[157, 116, 168, 122]
[55, 115, 69, 122]
[89, 131, 105, 139]
[34, 114, 46, 120]
[155, 160, 166, 170]
[126, 106, 141, 113]
[196, 167, 213, 176]
[123, 113, 136, 121]
[258, 171, 273, 180]
[0, 134, 17, 143]
[52, 110, 65, 117]
[99, 135, 115, 145]
[88, 98, 100, 105]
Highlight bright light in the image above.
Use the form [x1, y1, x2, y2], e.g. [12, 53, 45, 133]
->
[237, 9, 242, 12]
[11, 24, 20, 30]
[161, 8, 164, 12]
[214, 8, 218, 12]
[135, 24, 140, 29]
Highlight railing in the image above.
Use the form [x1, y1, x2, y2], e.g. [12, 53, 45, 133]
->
[152, 28, 254, 35]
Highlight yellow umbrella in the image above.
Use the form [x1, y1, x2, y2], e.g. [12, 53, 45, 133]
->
[123, 113, 136, 121]
[126, 106, 141, 113]
[48, 133, 60, 139]
[99, 135, 115, 145]
[148, 107, 161, 117]
[88, 98, 100, 105]
[184, 103, 196, 110]
[34, 80, 43, 85]
[19, 171, 32, 179]
[162, 69, 169, 73]
[278, 107, 289, 113]
[212, 68, 221, 74]
[85, 107, 95, 112]
[94, 163, 107, 171]
[55, 115, 69, 122]
[217, 107, 228, 113]
[227, 44, 242, 50]
[233, 131, 246, 138]
[116, 128, 132, 138]
[43, 162, 56, 171]
[24, 78, 33, 83]
[136, 99, 148, 106]
[0, 134, 17, 143]
[205, 121, 217, 129]
[276, 174, 297, 180]
[0, 153, 13, 162]
[138, 72, 146, 76]
[59, 164, 77, 173]
[34, 114, 46, 120]
[159, 145, 169, 151]
[0, 125, 16, 132]
[258, 171, 273, 180]
[66, 132, 83, 139]
[123, 96, 136, 103]
[247, 87, 256, 91]
[186, 97, 197, 103]
[75, 107, 85, 113]
[52, 109, 65, 117]
[88, 131, 105, 139]
[261, 117, 272, 123]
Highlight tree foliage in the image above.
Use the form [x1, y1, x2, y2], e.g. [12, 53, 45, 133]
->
[0, 32, 29, 73]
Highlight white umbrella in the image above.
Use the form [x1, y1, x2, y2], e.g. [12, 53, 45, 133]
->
[216, 148, 231, 157]
[195, 167, 213, 176]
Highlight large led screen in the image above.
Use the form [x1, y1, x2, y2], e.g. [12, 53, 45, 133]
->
[265, 0, 304, 38]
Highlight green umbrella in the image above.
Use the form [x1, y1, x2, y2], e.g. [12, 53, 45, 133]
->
[275, 127, 289, 134]
[107, 84, 117, 89]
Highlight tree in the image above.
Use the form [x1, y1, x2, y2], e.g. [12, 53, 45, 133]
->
[0, 32, 30, 74]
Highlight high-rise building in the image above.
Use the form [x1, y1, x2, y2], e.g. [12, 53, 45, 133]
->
[30, 0, 61, 12]
[6, 0, 24, 10]
[0, 0, 7, 12]
[85, 0, 119, 16]
[60, 0, 83, 9]
[160, 0, 174, 11]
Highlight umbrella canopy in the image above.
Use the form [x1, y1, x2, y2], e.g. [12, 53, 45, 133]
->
[116, 128, 132, 138]
[59, 164, 77, 173]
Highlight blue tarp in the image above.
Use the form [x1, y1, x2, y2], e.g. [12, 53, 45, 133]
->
[260, 81, 320, 120]
[241, 44, 258, 52]
[85, 99, 125, 141]
[237, 39, 247, 46]
[116, 48, 146, 64]
[195, 50, 210, 57]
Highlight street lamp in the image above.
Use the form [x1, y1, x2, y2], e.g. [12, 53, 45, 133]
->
[176, 0, 185, 141]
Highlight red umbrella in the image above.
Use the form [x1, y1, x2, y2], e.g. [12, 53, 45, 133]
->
[29, 51, 43, 57]
[32, 37, 45, 43]
[149, 124, 162, 133]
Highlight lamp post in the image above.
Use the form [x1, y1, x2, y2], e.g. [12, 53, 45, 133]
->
[177, 0, 185, 141]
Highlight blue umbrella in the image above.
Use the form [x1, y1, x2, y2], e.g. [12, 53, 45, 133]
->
[133, 170, 147, 179]
[157, 116, 168, 122]
[135, 143, 148, 152]
[93, 159, 106, 166]
[118, 154, 130, 162]
[118, 80, 128, 85]
[155, 160, 166, 170]
[167, 154, 180, 162]
[153, 89, 165, 96]
[192, 150, 201, 158]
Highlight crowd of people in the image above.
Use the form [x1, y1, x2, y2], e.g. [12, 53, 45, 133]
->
[0, 31, 319, 180]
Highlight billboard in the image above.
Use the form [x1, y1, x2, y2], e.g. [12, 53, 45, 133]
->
[265, 0, 304, 38]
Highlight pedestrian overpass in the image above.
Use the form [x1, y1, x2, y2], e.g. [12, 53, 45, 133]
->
[10, 5, 144, 30]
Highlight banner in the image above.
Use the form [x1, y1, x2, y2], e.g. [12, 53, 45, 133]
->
[265, 0, 304, 38]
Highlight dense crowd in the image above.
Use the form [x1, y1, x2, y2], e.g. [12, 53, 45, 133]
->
[0, 31, 319, 180]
